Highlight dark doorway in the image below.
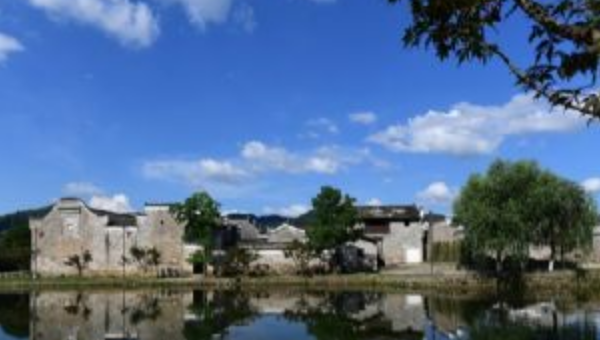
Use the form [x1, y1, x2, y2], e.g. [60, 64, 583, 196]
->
[193, 263, 204, 274]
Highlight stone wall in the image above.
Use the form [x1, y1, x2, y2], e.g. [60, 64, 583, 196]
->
[30, 199, 191, 277]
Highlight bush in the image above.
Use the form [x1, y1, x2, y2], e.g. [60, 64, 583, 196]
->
[284, 240, 315, 276]
[214, 247, 258, 277]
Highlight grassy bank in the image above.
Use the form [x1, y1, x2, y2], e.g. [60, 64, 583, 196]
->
[1, 270, 600, 296]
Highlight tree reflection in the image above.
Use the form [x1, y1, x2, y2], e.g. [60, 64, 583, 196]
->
[183, 290, 257, 340]
[129, 295, 161, 326]
[0, 289, 597, 340]
[427, 295, 599, 340]
[0, 294, 29, 338]
[285, 292, 424, 340]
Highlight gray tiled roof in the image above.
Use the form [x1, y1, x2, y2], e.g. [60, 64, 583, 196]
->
[357, 205, 421, 221]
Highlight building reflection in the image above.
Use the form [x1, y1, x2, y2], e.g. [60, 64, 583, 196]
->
[3, 289, 597, 340]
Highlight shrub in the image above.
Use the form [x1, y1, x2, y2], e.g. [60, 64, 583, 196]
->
[215, 247, 258, 277]
[284, 240, 315, 276]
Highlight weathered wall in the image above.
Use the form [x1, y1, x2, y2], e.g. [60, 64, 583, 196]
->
[380, 222, 425, 265]
[31, 200, 191, 277]
[430, 221, 462, 244]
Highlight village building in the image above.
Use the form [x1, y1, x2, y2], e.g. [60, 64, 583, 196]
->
[28, 198, 462, 276]
[29, 198, 194, 277]
[267, 223, 306, 245]
[356, 205, 428, 266]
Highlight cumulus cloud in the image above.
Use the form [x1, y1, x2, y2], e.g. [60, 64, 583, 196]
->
[142, 141, 377, 192]
[417, 182, 456, 205]
[369, 94, 584, 156]
[349, 112, 377, 125]
[0, 32, 24, 62]
[582, 178, 600, 194]
[63, 182, 104, 197]
[89, 194, 133, 213]
[263, 204, 309, 218]
[142, 158, 249, 186]
[242, 141, 362, 175]
[27, 0, 159, 48]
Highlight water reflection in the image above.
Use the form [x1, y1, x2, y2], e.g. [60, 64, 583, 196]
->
[0, 289, 596, 340]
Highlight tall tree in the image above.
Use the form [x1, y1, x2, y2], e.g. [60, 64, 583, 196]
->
[388, 0, 600, 119]
[307, 186, 359, 255]
[454, 160, 544, 273]
[171, 192, 221, 275]
[530, 173, 598, 271]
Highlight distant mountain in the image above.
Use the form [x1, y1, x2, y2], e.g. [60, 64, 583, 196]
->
[292, 210, 316, 229]
[0, 206, 51, 232]
[224, 211, 315, 232]
[256, 215, 290, 230]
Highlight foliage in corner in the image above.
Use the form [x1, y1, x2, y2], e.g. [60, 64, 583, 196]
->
[388, 0, 600, 120]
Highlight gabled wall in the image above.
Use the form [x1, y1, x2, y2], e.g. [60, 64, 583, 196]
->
[30, 199, 191, 277]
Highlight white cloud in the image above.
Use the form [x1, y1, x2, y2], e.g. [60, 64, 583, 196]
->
[417, 181, 456, 205]
[63, 182, 104, 197]
[582, 178, 600, 194]
[369, 94, 584, 156]
[263, 204, 309, 217]
[366, 198, 382, 206]
[233, 3, 256, 33]
[89, 194, 133, 213]
[241, 141, 355, 175]
[142, 141, 378, 191]
[159, 0, 233, 29]
[142, 158, 249, 186]
[241, 141, 294, 171]
[27, 0, 159, 48]
[0, 32, 24, 62]
[303, 117, 339, 139]
[349, 111, 377, 125]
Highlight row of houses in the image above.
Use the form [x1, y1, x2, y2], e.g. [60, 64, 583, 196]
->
[29, 198, 461, 277]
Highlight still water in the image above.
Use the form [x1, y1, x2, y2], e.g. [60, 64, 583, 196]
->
[1, 289, 598, 340]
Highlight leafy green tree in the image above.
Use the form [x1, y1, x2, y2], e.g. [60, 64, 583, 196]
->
[454, 160, 544, 273]
[307, 186, 359, 261]
[530, 173, 597, 271]
[171, 192, 221, 275]
[0, 221, 31, 272]
[388, 0, 600, 119]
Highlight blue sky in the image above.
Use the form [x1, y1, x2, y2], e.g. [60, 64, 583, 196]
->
[0, 0, 599, 216]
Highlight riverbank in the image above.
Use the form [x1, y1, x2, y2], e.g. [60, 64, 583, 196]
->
[1, 267, 600, 297]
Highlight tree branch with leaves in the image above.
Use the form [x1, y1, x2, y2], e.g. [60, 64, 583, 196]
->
[389, 0, 600, 119]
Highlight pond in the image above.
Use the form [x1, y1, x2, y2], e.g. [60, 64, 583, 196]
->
[0, 288, 598, 340]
